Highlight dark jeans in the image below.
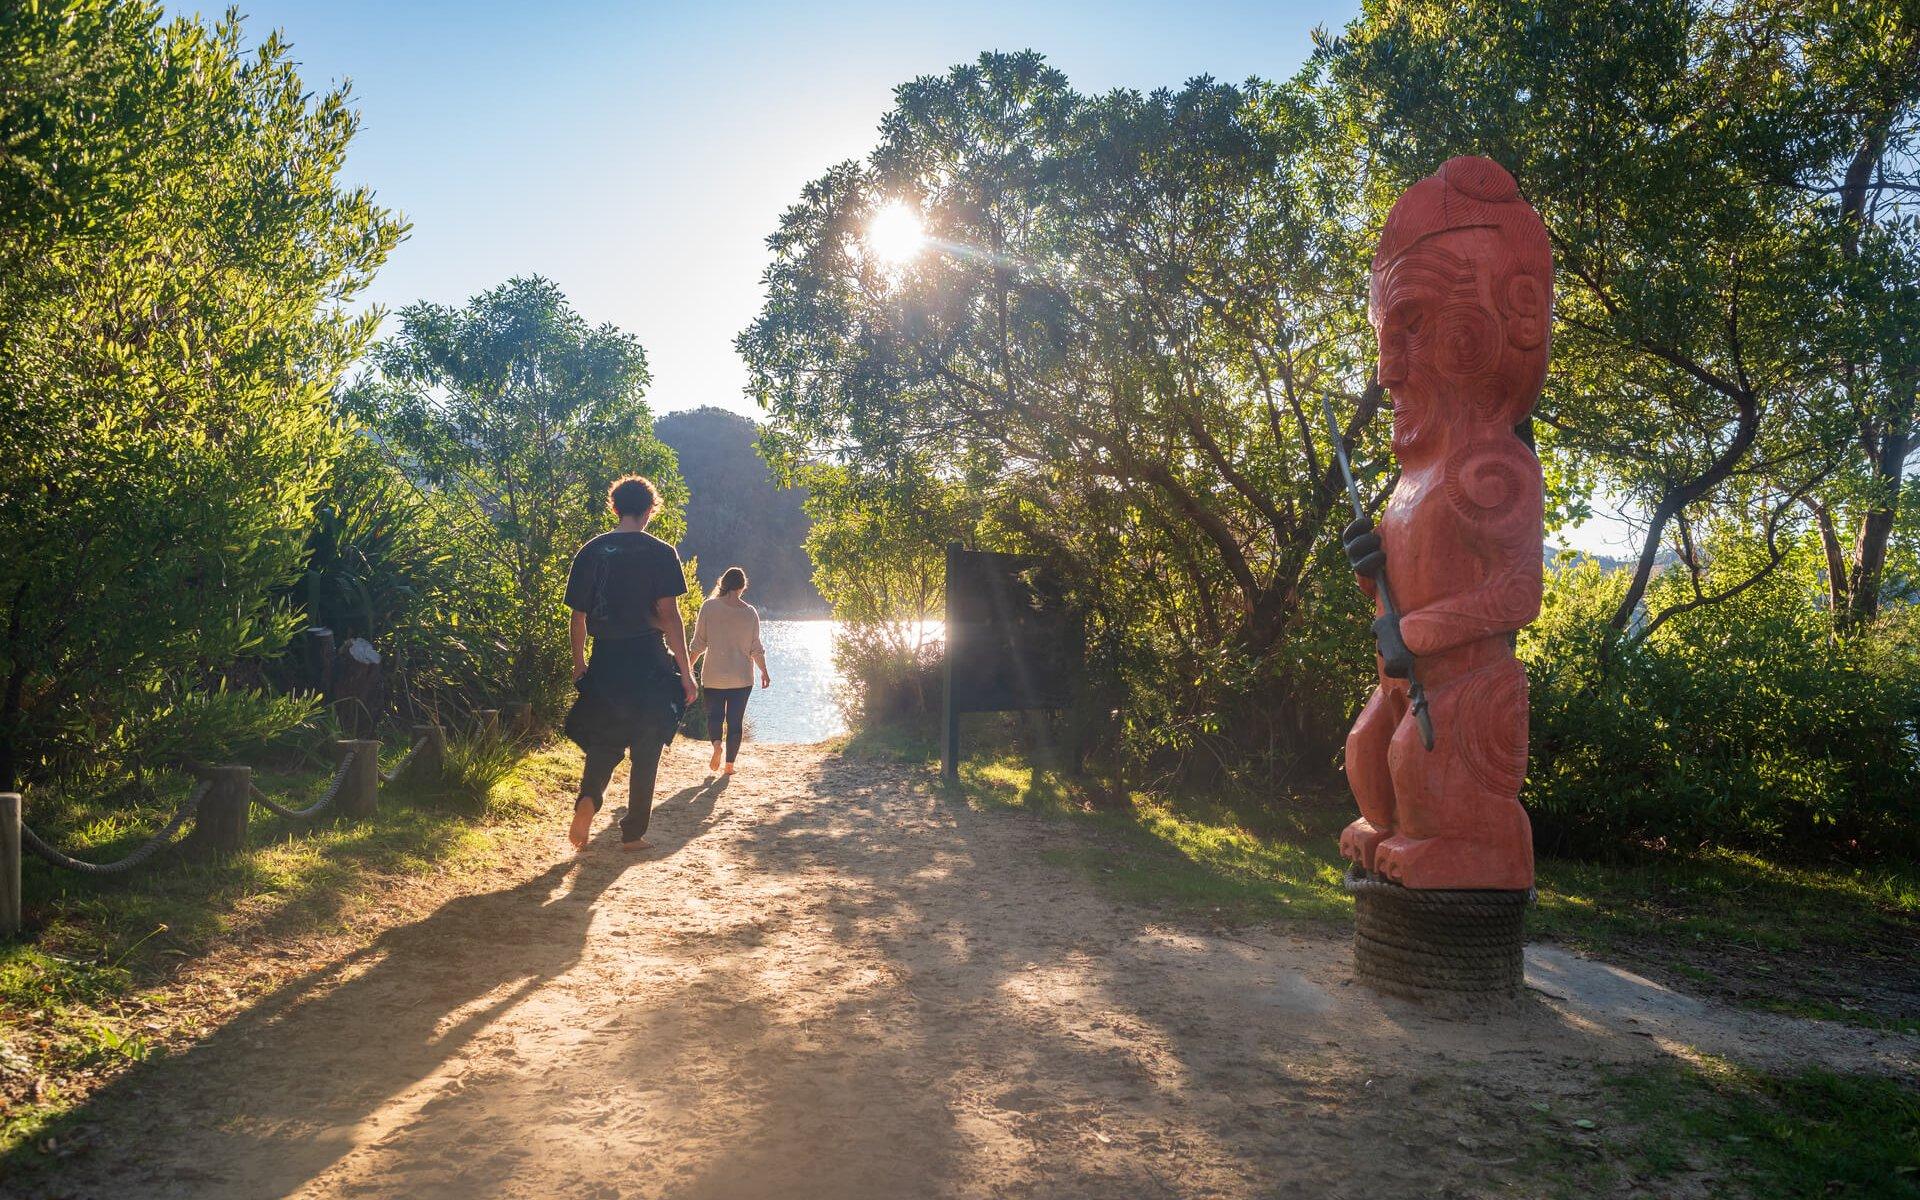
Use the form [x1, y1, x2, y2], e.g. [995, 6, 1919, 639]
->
[704, 686, 751, 763]
[579, 731, 670, 840]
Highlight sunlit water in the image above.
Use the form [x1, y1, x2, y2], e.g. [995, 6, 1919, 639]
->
[708, 619, 944, 744]
[737, 620, 848, 744]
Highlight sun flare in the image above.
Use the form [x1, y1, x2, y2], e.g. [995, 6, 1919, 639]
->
[867, 201, 926, 264]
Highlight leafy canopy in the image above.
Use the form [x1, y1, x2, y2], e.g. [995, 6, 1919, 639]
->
[0, 2, 403, 786]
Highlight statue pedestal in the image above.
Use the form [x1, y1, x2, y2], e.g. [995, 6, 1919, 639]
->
[1345, 870, 1529, 1004]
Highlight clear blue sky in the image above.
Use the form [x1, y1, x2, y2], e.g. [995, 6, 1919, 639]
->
[181, 1, 1635, 554]
[188, 0, 1357, 412]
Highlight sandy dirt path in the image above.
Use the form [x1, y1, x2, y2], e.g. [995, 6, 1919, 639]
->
[21, 743, 1915, 1199]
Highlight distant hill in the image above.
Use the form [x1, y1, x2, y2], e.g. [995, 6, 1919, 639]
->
[655, 406, 827, 617]
[1546, 545, 1679, 572]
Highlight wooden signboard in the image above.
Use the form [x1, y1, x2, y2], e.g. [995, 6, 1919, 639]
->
[941, 543, 1082, 779]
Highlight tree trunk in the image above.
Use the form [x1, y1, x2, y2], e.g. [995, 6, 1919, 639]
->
[1808, 499, 1852, 615]
[1843, 382, 1915, 627]
[1834, 107, 1907, 629]
[1605, 391, 1760, 643]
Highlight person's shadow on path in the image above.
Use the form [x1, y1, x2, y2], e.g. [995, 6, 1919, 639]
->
[5, 783, 728, 1200]
[625, 774, 728, 862]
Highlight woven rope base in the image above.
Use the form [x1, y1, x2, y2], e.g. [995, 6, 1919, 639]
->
[1345, 869, 1531, 1004]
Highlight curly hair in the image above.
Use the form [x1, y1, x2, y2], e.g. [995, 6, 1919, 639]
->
[607, 475, 659, 518]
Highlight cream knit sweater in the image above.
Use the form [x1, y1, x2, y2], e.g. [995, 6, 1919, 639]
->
[690, 597, 764, 689]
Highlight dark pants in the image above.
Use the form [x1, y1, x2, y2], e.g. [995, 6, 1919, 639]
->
[579, 731, 670, 840]
[705, 686, 751, 763]
[571, 634, 680, 841]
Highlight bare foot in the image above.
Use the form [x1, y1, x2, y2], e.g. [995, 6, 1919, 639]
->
[568, 798, 595, 850]
[722, 762, 736, 776]
[709, 743, 723, 773]
[619, 836, 654, 852]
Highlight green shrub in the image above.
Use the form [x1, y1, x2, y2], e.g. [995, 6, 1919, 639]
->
[292, 435, 515, 724]
[409, 725, 524, 816]
[1523, 551, 1920, 858]
[835, 622, 945, 724]
[0, 4, 401, 790]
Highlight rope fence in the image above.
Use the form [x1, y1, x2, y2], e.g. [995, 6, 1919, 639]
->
[248, 745, 359, 821]
[18, 779, 210, 877]
[2, 716, 481, 935]
[378, 736, 427, 786]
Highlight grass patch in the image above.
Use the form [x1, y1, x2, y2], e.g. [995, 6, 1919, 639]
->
[1032, 794, 1352, 924]
[1741, 998, 1920, 1035]
[397, 725, 538, 816]
[0, 736, 571, 1158]
[841, 715, 1353, 923]
[1533, 851, 1919, 956]
[1532, 850, 1920, 1028]
[1607, 1058, 1920, 1198]
[1479, 1058, 1919, 1199]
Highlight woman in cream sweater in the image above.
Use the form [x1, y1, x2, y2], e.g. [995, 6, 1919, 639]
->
[688, 566, 770, 775]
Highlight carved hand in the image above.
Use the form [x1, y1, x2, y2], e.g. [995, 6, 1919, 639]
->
[1371, 613, 1415, 680]
[1342, 516, 1385, 578]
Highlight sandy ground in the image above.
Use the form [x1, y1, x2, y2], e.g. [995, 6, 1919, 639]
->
[16, 743, 1915, 1199]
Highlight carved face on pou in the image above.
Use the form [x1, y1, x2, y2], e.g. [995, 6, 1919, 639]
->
[1368, 157, 1552, 461]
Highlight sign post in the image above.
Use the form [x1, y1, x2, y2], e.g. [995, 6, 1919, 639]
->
[942, 543, 964, 782]
[940, 543, 1081, 782]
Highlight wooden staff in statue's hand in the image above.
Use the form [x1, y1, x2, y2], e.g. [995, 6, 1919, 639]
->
[1322, 396, 1435, 751]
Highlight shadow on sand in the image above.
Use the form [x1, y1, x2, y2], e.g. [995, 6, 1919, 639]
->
[1, 776, 731, 1198]
[8, 756, 1771, 1199]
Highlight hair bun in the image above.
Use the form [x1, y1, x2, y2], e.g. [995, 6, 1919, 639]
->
[1439, 156, 1520, 202]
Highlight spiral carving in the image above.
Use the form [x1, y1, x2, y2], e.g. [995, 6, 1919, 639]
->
[1438, 156, 1522, 203]
[1437, 305, 1499, 376]
[1442, 440, 1527, 518]
[1454, 662, 1529, 795]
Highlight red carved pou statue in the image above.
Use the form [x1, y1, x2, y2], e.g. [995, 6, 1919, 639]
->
[1339, 156, 1549, 892]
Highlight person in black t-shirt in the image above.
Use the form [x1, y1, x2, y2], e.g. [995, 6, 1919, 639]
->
[562, 474, 696, 851]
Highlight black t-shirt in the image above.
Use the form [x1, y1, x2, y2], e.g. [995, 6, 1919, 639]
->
[564, 531, 688, 640]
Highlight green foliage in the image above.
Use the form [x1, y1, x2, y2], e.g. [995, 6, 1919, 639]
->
[0, 3, 404, 789]
[343, 277, 682, 716]
[405, 725, 525, 816]
[1524, 551, 1920, 855]
[797, 464, 958, 723]
[1313, 0, 1920, 629]
[743, 54, 1380, 774]
[294, 434, 511, 720]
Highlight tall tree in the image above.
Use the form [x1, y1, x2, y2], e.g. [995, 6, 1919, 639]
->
[740, 53, 1379, 765]
[0, 2, 403, 787]
[1314, 0, 1919, 637]
[344, 277, 683, 713]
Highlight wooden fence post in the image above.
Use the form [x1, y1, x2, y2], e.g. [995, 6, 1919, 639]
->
[336, 739, 380, 818]
[303, 626, 337, 696]
[410, 724, 447, 781]
[189, 766, 251, 859]
[1, 793, 20, 937]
